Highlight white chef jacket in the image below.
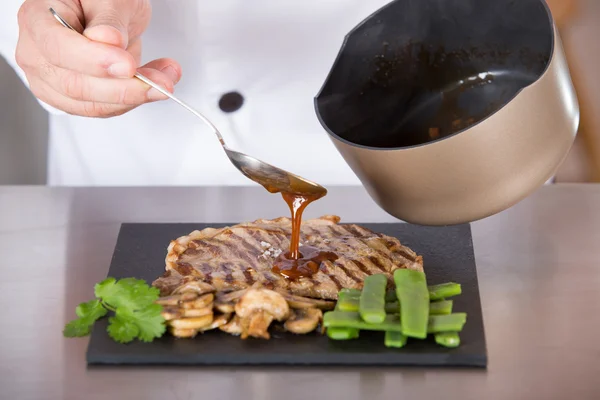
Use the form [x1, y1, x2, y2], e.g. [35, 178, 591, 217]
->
[0, 0, 396, 186]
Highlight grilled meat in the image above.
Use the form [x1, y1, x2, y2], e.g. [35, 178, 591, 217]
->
[153, 215, 423, 300]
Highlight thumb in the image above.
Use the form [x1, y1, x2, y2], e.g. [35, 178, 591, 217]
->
[81, 2, 131, 49]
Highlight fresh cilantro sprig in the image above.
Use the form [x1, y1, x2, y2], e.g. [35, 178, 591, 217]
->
[63, 277, 166, 343]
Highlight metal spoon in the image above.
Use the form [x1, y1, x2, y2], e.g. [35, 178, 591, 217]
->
[49, 7, 326, 197]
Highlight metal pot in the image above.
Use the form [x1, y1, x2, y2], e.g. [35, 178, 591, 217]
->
[314, 0, 579, 225]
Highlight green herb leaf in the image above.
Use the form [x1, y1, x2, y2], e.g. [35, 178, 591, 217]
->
[107, 314, 140, 344]
[65, 277, 166, 343]
[63, 299, 107, 337]
[63, 318, 94, 337]
[95, 277, 161, 310]
[75, 299, 107, 319]
[117, 304, 167, 342]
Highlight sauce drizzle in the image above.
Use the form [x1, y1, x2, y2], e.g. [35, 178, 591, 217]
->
[259, 177, 332, 280]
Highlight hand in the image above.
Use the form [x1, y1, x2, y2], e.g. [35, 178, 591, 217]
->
[15, 0, 182, 117]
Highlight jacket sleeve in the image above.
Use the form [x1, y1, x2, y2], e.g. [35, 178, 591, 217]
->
[0, 0, 67, 116]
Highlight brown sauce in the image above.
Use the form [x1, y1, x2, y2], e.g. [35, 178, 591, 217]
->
[272, 245, 338, 280]
[282, 191, 321, 259]
[258, 176, 331, 280]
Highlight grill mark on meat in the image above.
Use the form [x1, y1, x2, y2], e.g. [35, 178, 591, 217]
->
[341, 224, 368, 238]
[333, 260, 361, 283]
[395, 248, 417, 262]
[175, 262, 194, 276]
[248, 229, 261, 242]
[182, 247, 200, 256]
[352, 260, 371, 275]
[368, 256, 387, 272]
[383, 239, 417, 262]
[328, 225, 339, 236]
[222, 263, 234, 283]
[229, 233, 262, 257]
[196, 263, 214, 284]
[320, 261, 342, 290]
[307, 276, 319, 287]
[307, 227, 321, 237]
[248, 228, 270, 245]
[362, 237, 397, 262]
[212, 237, 257, 268]
[250, 228, 286, 248]
[191, 240, 222, 256]
[242, 268, 255, 285]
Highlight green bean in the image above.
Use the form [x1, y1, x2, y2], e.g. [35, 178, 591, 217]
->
[429, 300, 453, 315]
[428, 282, 462, 300]
[326, 327, 359, 340]
[339, 297, 396, 313]
[323, 311, 467, 334]
[434, 332, 460, 348]
[384, 331, 407, 348]
[427, 313, 467, 333]
[337, 298, 358, 312]
[339, 288, 361, 297]
[323, 311, 403, 332]
[336, 298, 451, 315]
[394, 269, 429, 339]
[369, 282, 463, 302]
[359, 274, 387, 323]
[337, 290, 359, 311]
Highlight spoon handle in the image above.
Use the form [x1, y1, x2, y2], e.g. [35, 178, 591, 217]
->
[48, 7, 225, 145]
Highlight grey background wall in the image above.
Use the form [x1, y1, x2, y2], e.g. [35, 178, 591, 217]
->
[0, 57, 47, 184]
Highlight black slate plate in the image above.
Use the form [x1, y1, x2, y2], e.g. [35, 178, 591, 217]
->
[87, 223, 487, 367]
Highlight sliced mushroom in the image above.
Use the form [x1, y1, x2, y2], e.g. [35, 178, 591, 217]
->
[172, 280, 215, 296]
[284, 308, 323, 334]
[200, 313, 232, 332]
[160, 306, 183, 321]
[178, 292, 199, 302]
[216, 289, 248, 303]
[169, 313, 213, 330]
[169, 327, 198, 338]
[235, 288, 289, 340]
[155, 295, 181, 307]
[235, 288, 290, 321]
[275, 290, 335, 310]
[214, 302, 235, 314]
[240, 310, 274, 339]
[181, 293, 214, 309]
[219, 315, 243, 335]
[181, 306, 213, 318]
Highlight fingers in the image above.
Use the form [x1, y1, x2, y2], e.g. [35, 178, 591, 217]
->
[16, 0, 178, 118]
[142, 58, 182, 84]
[127, 37, 143, 66]
[27, 75, 137, 118]
[81, 0, 152, 47]
[38, 62, 179, 105]
[18, 2, 136, 78]
[82, 2, 130, 49]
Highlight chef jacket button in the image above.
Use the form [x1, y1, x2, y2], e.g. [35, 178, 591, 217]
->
[218, 91, 244, 113]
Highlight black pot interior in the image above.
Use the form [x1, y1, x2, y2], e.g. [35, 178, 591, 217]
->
[315, 0, 554, 149]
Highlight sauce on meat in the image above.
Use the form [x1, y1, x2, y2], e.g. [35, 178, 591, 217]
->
[259, 175, 334, 280]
